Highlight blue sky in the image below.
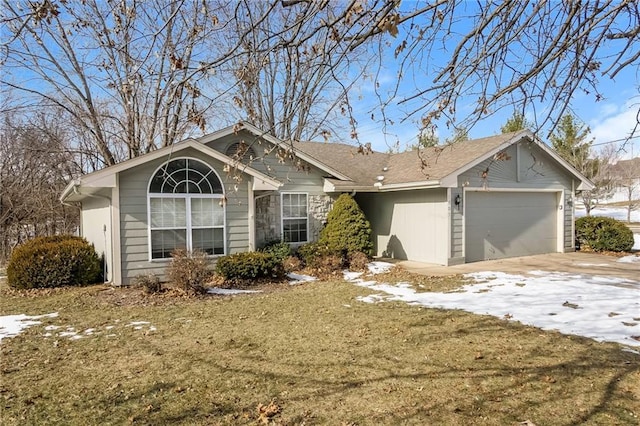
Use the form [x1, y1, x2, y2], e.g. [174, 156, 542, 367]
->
[348, 6, 640, 160]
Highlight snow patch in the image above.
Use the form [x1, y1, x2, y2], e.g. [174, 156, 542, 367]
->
[368, 261, 394, 274]
[286, 273, 317, 285]
[618, 255, 640, 263]
[0, 313, 59, 342]
[347, 270, 640, 348]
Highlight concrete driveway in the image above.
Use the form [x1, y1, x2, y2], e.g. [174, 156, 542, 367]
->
[397, 252, 640, 281]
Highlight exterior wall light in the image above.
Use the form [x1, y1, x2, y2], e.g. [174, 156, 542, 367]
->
[454, 194, 462, 209]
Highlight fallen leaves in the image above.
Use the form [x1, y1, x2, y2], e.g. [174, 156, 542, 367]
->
[257, 401, 281, 424]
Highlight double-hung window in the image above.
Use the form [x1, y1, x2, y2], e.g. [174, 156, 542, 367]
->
[148, 158, 225, 259]
[281, 193, 308, 243]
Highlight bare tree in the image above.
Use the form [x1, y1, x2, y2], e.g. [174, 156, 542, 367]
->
[0, 112, 80, 263]
[3, 0, 639, 165]
[220, 1, 375, 142]
[614, 158, 640, 223]
[382, 1, 640, 139]
[1, 0, 225, 166]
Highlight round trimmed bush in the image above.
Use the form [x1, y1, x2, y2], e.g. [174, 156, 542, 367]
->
[7, 235, 101, 289]
[319, 194, 373, 256]
[575, 216, 634, 252]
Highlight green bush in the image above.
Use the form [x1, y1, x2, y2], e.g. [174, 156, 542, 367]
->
[319, 194, 373, 256]
[259, 240, 292, 263]
[215, 251, 283, 281]
[7, 235, 101, 289]
[167, 249, 211, 294]
[575, 216, 634, 252]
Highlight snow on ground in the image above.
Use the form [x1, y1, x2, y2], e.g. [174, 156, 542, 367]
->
[635, 234, 640, 251]
[346, 269, 640, 349]
[0, 313, 58, 342]
[206, 287, 262, 295]
[0, 315, 156, 342]
[368, 261, 395, 274]
[618, 255, 640, 263]
[286, 273, 317, 285]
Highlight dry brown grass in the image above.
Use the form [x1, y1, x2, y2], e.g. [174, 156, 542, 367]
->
[1, 274, 638, 425]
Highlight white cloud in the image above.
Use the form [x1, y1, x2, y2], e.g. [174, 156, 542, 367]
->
[589, 102, 640, 159]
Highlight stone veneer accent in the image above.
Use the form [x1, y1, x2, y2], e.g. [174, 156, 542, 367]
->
[308, 194, 334, 242]
[255, 194, 280, 247]
[254, 193, 335, 248]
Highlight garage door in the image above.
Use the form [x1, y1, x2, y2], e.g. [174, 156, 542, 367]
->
[465, 192, 558, 262]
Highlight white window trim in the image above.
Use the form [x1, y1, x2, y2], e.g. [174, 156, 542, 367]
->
[147, 157, 226, 262]
[281, 192, 309, 245]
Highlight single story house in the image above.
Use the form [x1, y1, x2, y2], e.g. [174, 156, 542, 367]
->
[61, 122, 593, 285]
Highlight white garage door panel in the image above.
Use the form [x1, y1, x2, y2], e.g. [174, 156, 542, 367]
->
[384, 201, 447, 264]
[465, 192, 558, 262]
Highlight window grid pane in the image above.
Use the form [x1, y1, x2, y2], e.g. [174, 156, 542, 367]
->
[282, 194, 308, 243]
[150, 198, 186, 228]
[149, 159, 223, 194]
[192, 228, 224, 255]
[151, 229, 187, 259]
[283, 219, 307, 243]
[150, 192, 225, 259]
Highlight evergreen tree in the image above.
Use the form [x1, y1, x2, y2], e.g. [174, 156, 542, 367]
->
[319, 194, 373, 256]
[550, 114, 611, 215]
[501, 112, 532, 133]
[445, 127, 469, 144]
[550, 114, 592, 170]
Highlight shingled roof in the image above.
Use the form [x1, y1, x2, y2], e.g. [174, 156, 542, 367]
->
[293, 131, 522, 190]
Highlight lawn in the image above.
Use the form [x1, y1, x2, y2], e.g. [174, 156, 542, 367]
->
[1, 273, 639, 425]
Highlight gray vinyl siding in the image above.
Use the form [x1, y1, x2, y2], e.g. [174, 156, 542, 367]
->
[450, 187, 464, 262]
[205, 131, 335, 245]
[205, 130, 327, 193]
[456, 141, 577, 252]
[117, 147, 249, 284]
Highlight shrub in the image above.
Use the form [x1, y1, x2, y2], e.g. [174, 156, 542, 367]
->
[319, 194, 373, 256]
[133, 273, 162, 294]
[259, 240, 292, 263]
[7, 235, 101, 289]
[167, 249, 211, 294]
[575, 216, 634, 252]
[215, 251, 284, 281]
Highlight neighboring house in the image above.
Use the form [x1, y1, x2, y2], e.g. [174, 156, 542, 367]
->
[61, 122, 593, 285]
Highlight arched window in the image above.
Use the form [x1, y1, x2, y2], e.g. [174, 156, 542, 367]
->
[148, 158, 225, 259]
